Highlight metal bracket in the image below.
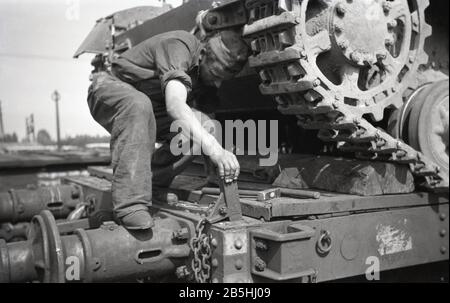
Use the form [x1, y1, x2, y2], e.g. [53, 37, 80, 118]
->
[206, 180, 242, 224]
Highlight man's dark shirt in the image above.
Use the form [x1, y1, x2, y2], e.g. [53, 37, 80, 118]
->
[111, 30, 217, 114]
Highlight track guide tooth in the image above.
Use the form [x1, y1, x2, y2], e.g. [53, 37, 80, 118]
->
[249, 47, 302, 67]
[243, 11, 298, 37]
[259, 77, 317, 95]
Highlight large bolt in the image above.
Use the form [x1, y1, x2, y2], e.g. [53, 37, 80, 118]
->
[175, 266, 190, 279]
[334, 23, 344, 33]
[440, 213, 447, 221]
[440, 229, 447, 237]
[219, 207, 228, 216]
[212, 258, 219, 267]
[350, 51, 363, 64]
[71, 187, 81, 199]
[255, 240, 268, 251]
[172, 228, 189, 240]
[382, 1, 392, 13]
[234, 239, 243, 250]
[254, 257, 266, 272]
[441, 246, 447, 254]
[235, 259, 243, 270]
[336, 3, 346, 16]
[300, 50, 307, 58]
[207, 14, 218, 25]
[385, 36, 395, 47]
[211, 238, 218, 247]
[338, 39, 350, 50]
[387, 20, 398, 29]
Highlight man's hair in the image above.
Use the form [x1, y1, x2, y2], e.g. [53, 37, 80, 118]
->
[204, 29, 250, 75]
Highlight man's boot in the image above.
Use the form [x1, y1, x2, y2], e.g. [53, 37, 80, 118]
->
[119, 208, 154, 230]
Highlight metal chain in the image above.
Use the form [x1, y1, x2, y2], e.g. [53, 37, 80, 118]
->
[190, 218, 212, 283]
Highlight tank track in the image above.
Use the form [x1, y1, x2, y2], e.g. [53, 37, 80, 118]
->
[242, 0, 448, 189]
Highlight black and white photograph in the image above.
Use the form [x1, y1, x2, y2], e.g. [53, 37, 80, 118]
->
[0, 0, 448, 287]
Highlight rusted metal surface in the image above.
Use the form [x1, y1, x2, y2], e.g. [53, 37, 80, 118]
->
[0, 223, 29, 242]
[0, 211, 191, 283]
[0, 185, 82, 224]
[206, 202, 449, 282]
[287, 203, 449, 282]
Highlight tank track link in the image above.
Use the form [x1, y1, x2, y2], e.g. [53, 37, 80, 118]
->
[242, 0, 447, 189]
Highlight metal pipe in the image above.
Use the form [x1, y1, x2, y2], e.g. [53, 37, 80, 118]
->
[0, 185, 82, 223]
[0, 211, 192, 283]
[0, 222, 29, 242]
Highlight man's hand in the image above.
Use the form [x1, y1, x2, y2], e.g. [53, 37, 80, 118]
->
[209, 146, 240, 183]
[165, 79, 240, 183]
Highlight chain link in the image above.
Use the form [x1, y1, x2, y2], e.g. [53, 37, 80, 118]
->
[190, 218, 212, 283]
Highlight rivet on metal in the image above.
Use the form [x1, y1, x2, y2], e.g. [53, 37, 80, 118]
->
[385, 37, 395, 46]
[382, 1, 392, 13]
[212, 258, 219, 267]
[338, 39, 349, 50]
[387, 20, 397, 29]
[235, 259, 243, 270]
[219, 207, 228, 216]
[336, 3, 346, 16]
[234, 239, 243, 250]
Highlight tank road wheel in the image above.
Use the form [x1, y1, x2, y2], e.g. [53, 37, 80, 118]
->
[409, 80, 449, 177]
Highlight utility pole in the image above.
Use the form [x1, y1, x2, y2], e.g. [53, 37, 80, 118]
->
[51, 90, 61, 151]
[29, 114, 35, 142]
[0, 100, 5, 140]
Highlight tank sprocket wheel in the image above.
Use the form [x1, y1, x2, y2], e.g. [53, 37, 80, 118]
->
[296, 0, 431, 121]
[243, 0, 446, 188]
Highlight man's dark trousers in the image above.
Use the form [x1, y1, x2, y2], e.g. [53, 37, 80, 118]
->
[87, 71, 187, 219]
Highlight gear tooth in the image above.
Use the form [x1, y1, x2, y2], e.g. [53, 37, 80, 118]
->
[420, 0, 430, 9]
[423, 23, 432, 38]
[391, 95, 404, 109]
[418, 52, 429, 65]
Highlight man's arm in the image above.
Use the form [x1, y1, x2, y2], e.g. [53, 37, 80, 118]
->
[165, 79, 239, 181]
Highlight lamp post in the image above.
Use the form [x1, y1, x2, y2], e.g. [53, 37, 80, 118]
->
[51, 90, 61, 151]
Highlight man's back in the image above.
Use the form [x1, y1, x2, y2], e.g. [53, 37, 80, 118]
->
[111, 30, 202, 92]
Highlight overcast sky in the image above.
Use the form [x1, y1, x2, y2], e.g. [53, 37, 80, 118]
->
[0, 0, 182, 140]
